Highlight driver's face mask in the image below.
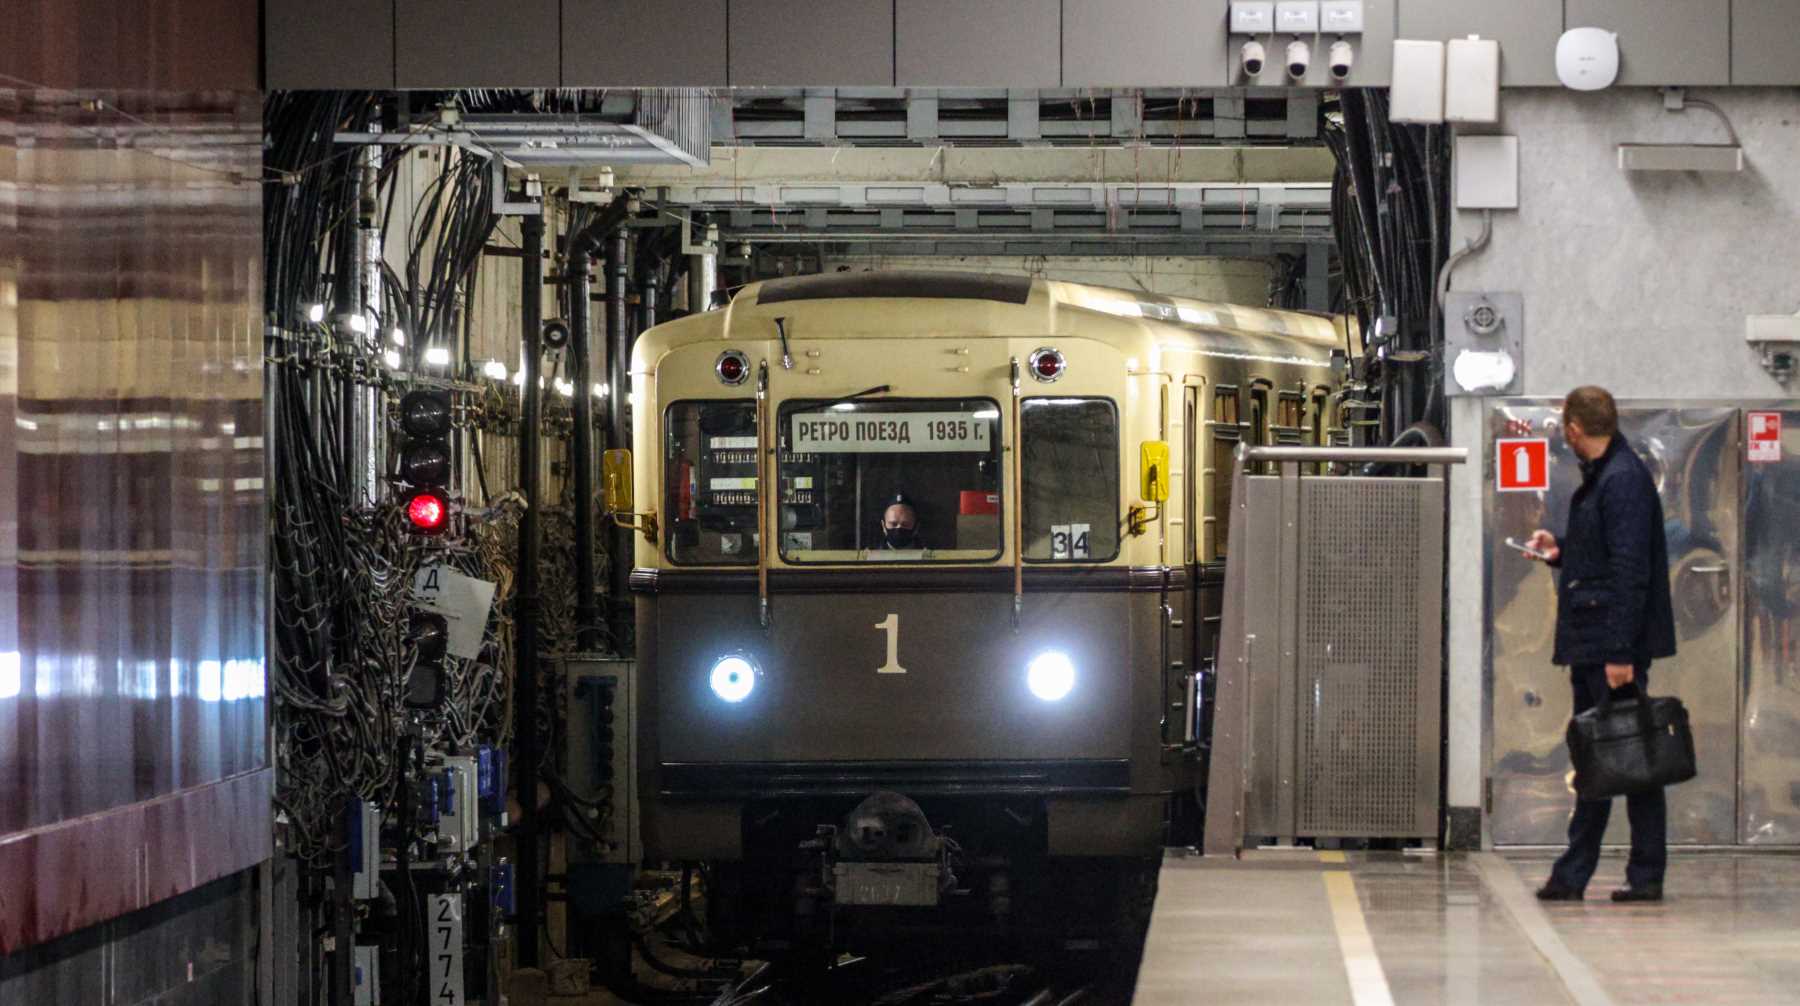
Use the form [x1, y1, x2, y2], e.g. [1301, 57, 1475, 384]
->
[883, 524, 917, 548]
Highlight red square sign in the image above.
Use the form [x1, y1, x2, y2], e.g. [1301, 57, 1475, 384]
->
[1496, 438, 1550, 492]
[1749, 412, 1782, 463]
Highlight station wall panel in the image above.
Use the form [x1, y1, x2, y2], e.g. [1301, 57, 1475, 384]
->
[1566, 0, 1729, 85]
[1396, 0, 1562, 86]
[563, 0, 728, 86]
[395, 0, 561, 88]
[1731, 0, 1800, 85]
[896, 0, 1061, 87]
[266, 0, 395, 89]
[1062, 0, 1229, 87]
[730, 0, 895, 86]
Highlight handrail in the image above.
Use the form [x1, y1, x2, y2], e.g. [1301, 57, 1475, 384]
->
[1237, 445, 1469, 465]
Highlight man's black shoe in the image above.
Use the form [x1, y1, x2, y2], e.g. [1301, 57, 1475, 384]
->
[1610, 884, 1663, 903]
[1535, 883, 1584, 901]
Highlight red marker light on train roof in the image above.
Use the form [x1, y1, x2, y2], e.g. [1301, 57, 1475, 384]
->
[715, 350, 749, 386]
[406, 490, 449, 534]
[1029, 347, 1066, 382]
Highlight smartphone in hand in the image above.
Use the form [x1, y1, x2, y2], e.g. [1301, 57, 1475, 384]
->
[1504, 537, 1551, 561]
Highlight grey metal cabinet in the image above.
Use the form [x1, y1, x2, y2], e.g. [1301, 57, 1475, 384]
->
[730, 0, 894, 86]
[1063, 0, 1228, 87]
[395, 0, 561, 88]
[1732, 0, 1800, 85]
[896, 0, 1061, 87]
[562, 0, 728, 86]
[1397, 0, 1563, 87]
[1566, 0, 1729, 85]
[266, 0, 395, 89]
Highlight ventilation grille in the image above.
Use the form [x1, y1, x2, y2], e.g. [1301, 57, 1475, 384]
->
[1296, 479, 1425, 835]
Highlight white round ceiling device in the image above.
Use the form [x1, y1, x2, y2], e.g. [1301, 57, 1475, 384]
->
[1556, 28, 1620, 91]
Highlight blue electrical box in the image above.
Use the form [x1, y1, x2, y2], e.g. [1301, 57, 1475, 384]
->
[491, 863, 516, 916]
[477, 745, 507, 816]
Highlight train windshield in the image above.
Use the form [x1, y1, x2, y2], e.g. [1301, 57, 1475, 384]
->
[778, 398, 1003, 563]
[1021, 398, 1120, 561]
[664, 400, 759, 565]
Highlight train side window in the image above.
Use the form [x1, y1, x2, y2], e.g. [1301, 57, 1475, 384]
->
[1247, 383, 1270, 448]
[663, 400, 759, 566]
[1209, 386, 1241, 561]
[1274, 390, 1306, 446]
[1021, 398, 1120, 562]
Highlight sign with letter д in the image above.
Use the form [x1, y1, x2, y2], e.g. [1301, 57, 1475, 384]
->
[1495, 438, 1550, 492]
[1748, 412, 1782, 464]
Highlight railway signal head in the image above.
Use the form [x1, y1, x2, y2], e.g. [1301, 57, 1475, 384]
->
[398, 389, 453, 535]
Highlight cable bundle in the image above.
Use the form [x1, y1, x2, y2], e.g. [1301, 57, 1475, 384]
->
[1322, 91, 1451, 441]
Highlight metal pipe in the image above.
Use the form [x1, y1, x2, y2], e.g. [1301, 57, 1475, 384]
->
[605, 227, 632, 648]
[687, 221, 717, 313]
[1238, 445, 1468, 464]
[637, 266, 658, 332]
[515, 209, 545, 969]
[570, 247, 599, 651]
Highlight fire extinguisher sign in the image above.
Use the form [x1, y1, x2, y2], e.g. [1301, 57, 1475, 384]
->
[1748, 412, 1782, 463]
[1495, 438, 1551, 492]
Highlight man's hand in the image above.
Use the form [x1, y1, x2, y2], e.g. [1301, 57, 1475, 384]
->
[1527, 529, 1561, 563]
[1605, 662, 1635, 689]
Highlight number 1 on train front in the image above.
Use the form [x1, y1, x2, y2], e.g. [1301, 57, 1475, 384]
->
[874, 614, 907, 674]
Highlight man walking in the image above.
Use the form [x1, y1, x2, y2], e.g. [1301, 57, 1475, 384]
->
[1523, 386, 1677, 903]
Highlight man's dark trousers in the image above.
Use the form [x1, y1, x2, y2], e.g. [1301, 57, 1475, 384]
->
[1548, 660, 1667, 892]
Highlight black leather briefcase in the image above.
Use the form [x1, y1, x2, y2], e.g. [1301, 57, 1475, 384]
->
[1566, 684, 1697, 801]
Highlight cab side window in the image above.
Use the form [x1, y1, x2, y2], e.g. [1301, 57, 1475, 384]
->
[1021, 398, 1120, 562]
[664, 400, 758, 565]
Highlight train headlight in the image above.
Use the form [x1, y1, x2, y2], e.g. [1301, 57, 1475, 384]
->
[710, 655, 758, 703]
[1026, 651, 1076, 702]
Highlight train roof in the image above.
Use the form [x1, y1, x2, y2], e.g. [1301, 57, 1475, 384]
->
[632, 270, 1351, 371]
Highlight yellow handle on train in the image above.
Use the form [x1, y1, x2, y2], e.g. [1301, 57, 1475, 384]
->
[1140, 440, 1171, 503]
[603, 449, 634, 513]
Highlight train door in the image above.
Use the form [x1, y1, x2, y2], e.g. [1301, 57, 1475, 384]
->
[1487, 405, 1740, 845]
[1740, 408, 1800, 845]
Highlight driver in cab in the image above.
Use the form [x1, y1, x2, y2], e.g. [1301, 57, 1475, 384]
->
[882, 499, 922, 550]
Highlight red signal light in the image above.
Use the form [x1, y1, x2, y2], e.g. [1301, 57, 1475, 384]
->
[406, 491, 449, 534]
[715, 350, 749, 386]
[1029, 347, 1066, 382]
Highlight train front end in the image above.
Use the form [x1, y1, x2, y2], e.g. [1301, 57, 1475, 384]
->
[623, 274, 1189, 946]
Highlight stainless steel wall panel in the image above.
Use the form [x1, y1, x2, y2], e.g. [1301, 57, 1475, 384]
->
[729, 0, 895, 86]
[1486, 404, 1739, 846]
[1731, 0, 1800, 85]
[0, 89, 267, 953]
[1397, 0, 1563, 87]
[896, 0, 1061, 87]
[1566, 0, 1730, 86]
[266, 0, 397, 90]
[1063, 0, 1228, 87]
[563, 0, 729, 86]
[1739, 408, 1800, 844]
[395, 0, 561, 88]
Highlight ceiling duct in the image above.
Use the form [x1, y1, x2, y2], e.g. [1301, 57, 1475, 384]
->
[461, 89, 711, 167]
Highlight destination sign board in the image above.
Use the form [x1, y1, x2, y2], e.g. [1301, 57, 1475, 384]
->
[789, 412, 994, 453]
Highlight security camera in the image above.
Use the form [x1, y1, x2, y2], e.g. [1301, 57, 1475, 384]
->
[1286, 38, 1311, 80]
[1241, 39, 1266, 77]
[1328, 39, 1354, 80]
